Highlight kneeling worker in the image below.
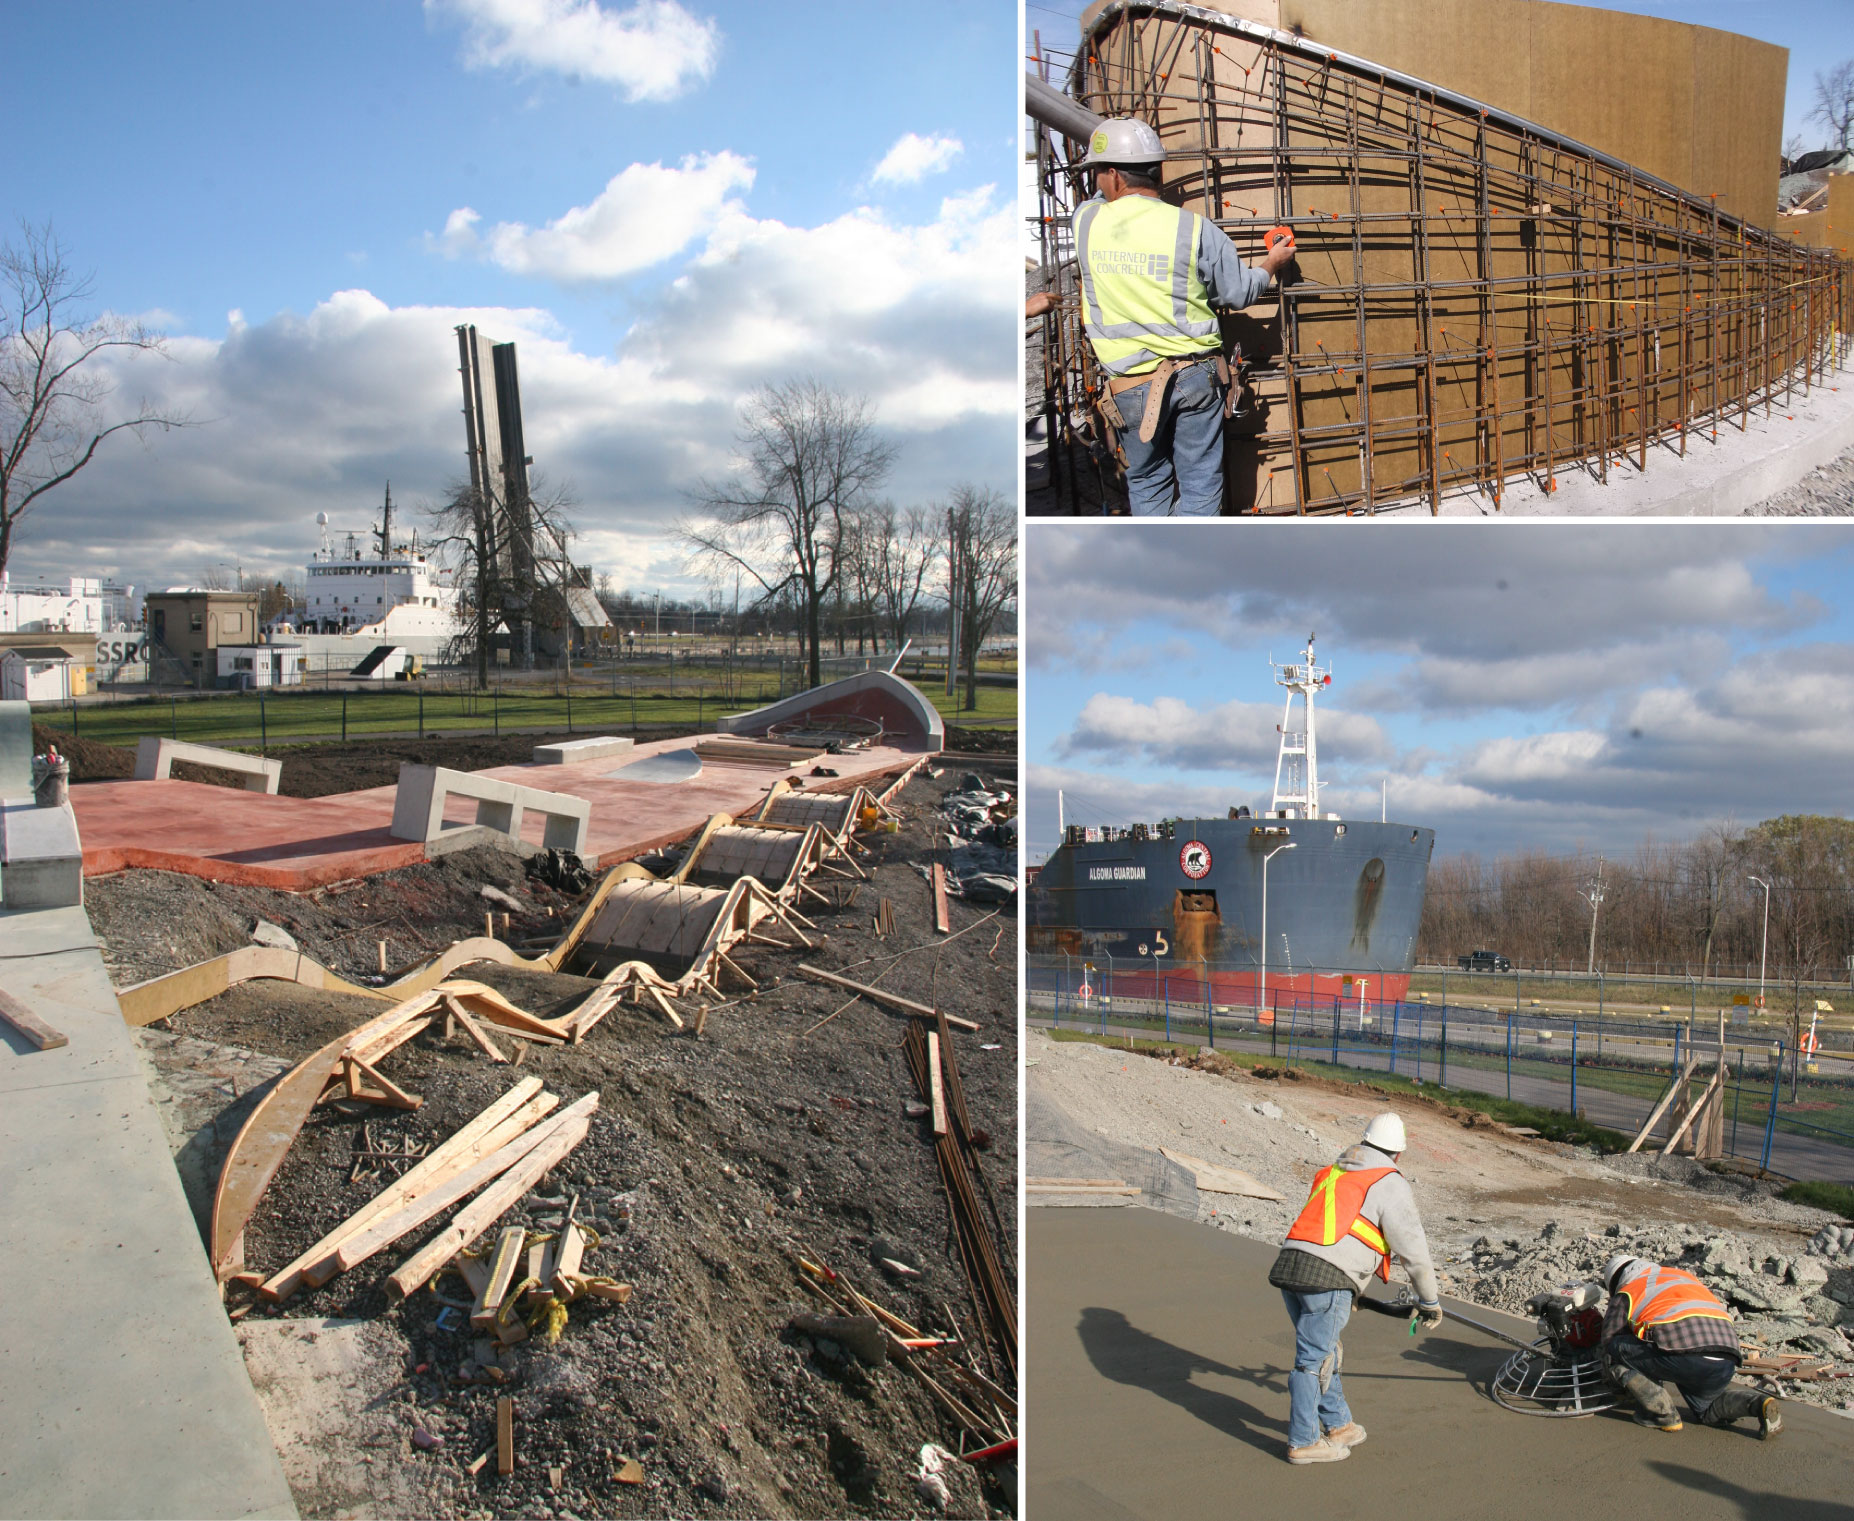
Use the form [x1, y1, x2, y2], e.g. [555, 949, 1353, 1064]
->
[1268, 1112, 1442, 1465]
[1600, 1254, 1780, 1437]
[1075, 118, 1298, 516]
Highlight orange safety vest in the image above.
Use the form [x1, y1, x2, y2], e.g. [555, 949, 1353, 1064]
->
[1285, 1165, 1397, 1281]
[1616, 1264, 1731, 1335]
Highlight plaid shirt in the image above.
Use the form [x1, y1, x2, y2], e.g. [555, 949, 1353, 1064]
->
[1602, 1273, 1741, 1359]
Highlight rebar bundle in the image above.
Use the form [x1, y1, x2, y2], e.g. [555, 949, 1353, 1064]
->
[1031, 1, 1853, 515]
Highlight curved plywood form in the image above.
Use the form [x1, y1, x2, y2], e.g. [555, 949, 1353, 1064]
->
[717, 669, 943, 749]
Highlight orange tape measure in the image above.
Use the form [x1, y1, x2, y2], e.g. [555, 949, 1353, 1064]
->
[1264, 224, 1296, 253]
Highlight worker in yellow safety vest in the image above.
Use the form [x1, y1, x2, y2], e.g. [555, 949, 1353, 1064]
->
[1599, 1254, 1780, 1436]
[1074, 117, 1297, 516]
[1267, 1112, 1442, 1465]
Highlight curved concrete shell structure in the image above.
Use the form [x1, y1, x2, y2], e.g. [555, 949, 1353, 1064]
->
[1033, 0, 1852, 514]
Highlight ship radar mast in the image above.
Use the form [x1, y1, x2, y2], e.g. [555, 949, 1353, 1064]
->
[1271, 633, 1332, 819]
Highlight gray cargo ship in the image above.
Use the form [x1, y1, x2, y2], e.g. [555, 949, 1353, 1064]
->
[1028, 638, 1435, 1007]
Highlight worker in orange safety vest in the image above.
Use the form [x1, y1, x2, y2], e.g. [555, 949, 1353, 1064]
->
[1267, 1112, 1442, 1465]
[1599, 1254, 1780, 1436]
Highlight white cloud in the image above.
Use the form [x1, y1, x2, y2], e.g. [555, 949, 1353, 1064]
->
[1059, 693, 1392, 773]
[435, 153, 755, 281]
[872, 132, 964, 185]
[429, 0, 719, 101]
[18, 182, 1017, 599]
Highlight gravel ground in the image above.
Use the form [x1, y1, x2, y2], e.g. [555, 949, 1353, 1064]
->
[1748, 444, 1854, 515]
[1029, 1029, 1854, 1413]
[133, 764, 1017, 1519]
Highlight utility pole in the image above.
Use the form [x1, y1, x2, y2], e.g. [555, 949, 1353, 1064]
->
[1749, 874, 1772, 1011]
[1259, 841, 1297, 1022]
[1580, 859, 1606, 976]
[944, 507, 959, 698]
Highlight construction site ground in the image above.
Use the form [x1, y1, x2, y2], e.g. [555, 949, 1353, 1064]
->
[98, 760, 1017, 1519]
[1028, 1027, 1854, 1422]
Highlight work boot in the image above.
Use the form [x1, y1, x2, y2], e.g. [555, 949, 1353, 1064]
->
[1701, 1385, 1781, 1437]
[1324, 1422, 1368, 1448]
[1287, 1436, 1351, 1465]
[1613, 1367, 1682, 1431]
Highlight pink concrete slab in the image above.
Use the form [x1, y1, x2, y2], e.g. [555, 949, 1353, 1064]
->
[70, 735, 925, 892]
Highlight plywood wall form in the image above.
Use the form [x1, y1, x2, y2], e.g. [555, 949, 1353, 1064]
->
[1040, 1, 1851, 515]
[1172, 0, 1787, 230]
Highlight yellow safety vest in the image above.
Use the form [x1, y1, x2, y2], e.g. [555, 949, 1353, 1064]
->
[1074, 194, 1220, 376]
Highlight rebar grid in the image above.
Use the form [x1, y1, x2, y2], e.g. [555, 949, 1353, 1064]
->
[1032, 2, 1854, 515]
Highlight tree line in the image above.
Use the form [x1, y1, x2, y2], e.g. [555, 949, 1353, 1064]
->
[1417, 815, 1854, 982]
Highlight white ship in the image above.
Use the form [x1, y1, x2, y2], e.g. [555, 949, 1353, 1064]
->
[284, 487, 462, 639]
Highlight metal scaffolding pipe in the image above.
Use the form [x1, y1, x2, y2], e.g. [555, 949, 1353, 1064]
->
[1026, 73, 1104, 142]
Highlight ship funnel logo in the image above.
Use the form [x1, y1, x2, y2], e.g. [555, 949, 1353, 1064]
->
[1179, 840, 1213, 879]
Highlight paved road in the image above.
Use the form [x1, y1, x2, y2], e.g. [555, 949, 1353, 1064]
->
[1028, 1207, 1854, 1521]
[1029, 1015, 1854, 1183]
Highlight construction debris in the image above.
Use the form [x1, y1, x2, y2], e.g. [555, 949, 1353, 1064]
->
[0, 986, 68, 1051]
[126, 759, 1014, 1517]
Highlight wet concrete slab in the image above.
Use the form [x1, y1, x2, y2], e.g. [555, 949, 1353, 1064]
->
[69, 734, 924, 889]
[1029, 1206, 1854, 1520]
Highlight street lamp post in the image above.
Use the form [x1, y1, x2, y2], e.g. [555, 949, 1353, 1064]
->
[1749, 875, 1772, 1011]
[1258, 842, 1297, 1025]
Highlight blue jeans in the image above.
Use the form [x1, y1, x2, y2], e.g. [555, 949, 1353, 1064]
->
[1604, 1336, 1737, 1419]
[1114, 356, 1225, 516]
[1281, 1289, 1353, 1448]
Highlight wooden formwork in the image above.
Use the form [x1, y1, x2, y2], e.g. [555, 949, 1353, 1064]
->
[1036, 1, 1853, 515]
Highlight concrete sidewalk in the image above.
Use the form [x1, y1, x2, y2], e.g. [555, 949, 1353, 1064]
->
[1028, 1207, 1854, 1520]
[0, 904, 295, 1519]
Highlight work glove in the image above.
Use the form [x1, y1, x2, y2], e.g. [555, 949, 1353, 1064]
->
[1416, 1301, 1444, 1329]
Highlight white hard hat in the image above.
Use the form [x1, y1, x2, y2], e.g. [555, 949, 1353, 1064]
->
[1083, 117, 1165, 168]
[1602, 1254, 1645, 1292]
[1362, 1112, 1406, 1153]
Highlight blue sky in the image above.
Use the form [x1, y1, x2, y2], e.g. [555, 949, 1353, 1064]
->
[1025, 524, 1854, 864]
[6, 1, 1017, 595]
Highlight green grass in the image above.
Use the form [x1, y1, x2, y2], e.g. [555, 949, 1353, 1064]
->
[1408, 968, 1849, 1018]
[925, 682, 1017, 729]
[41, 676, 1017, 752]
[1778, 1180, 1854, 1221]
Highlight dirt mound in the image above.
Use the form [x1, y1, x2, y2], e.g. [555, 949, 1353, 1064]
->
[86, 844, 574, 988]
[943, 726, 1014, 756]
[34, 723, 134, 781]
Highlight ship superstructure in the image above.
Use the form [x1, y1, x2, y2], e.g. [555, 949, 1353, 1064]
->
[294, 487, 462, 640]
[1029, 637, 1435, 1004]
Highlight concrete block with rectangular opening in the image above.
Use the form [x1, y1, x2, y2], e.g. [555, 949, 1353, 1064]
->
[389, 763, 590, 855]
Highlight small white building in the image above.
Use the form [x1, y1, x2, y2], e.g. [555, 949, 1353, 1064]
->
[1, 646, 89, 701]
[0, 575, 138, 635]
[215, 644, 305, 690]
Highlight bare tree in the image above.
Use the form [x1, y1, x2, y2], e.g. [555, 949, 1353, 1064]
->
[869, 501, 937, 651]
[2, 223, 187, 579]
[428, 474, 581, 688]
[1811, 61, 1854, 151]
[1785, 133, 1808, 168]
[946, 484, 1016, 713]
[682, 379, 895, 691]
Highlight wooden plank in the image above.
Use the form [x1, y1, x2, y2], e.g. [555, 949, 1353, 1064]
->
[932, 863, 950, 934]
[448, 998, 510, 1063]
[260, 1078, 551, 1301]
[346, 1053, 422, 1111]
[552, 1222, 586, 1296]
[0, 987, 67, 1050]
[473, 1227, 527, 1329]
[793, 964, 980, 1032]
[210, 991, 445, 1278]
[1661, 1063, 1725, 1156]
[457, 1253, 491, 1298]
[496, 1396, 514, 1476]
[928, 1032, 948, 1138]
[388, 1099, 599, 1300]
[1625, 1053, 1698, 1153]
[333, 1093, 597, 1283]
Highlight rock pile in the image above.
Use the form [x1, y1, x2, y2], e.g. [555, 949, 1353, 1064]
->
[1442, 1218, 1854, 1410]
